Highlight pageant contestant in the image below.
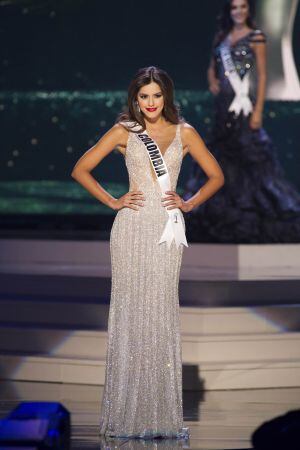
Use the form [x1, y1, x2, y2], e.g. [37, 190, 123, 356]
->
[185, 0, 300, 243]
[71, 66, 224, 439]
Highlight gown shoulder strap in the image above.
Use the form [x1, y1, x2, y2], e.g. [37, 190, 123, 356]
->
[249, 29, 267, 44]
[119, 120, 144, 133]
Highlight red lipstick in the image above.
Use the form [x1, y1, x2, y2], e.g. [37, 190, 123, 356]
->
[146, 108, 157, 112]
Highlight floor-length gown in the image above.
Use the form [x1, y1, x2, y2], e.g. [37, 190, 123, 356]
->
[185, 29, 300, 243]
[99, 124, 188, 439]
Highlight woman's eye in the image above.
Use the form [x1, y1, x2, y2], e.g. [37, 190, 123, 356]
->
[155, 94, 162, 98]
[140, 95, 147, 99]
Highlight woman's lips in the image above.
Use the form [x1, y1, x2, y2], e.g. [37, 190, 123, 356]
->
[146, 108, 157, 112]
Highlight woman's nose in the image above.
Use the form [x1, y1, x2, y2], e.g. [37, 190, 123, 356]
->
[148, 97, 154, 106]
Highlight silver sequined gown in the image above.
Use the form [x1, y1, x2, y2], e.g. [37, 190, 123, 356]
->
[99, 124, 188, 439]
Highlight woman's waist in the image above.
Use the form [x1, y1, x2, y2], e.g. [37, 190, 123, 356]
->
[128, 189, 172, 199]
[129, 183, 177, 195]
[216, 77, 257, 99]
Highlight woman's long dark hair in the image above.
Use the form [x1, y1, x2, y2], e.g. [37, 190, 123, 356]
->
[117, 66, 182, 131]
[214, 0, 256, 47]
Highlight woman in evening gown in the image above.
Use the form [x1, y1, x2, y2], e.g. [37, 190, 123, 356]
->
[185, 0, 300, 243]
[71, 66, 224, 440]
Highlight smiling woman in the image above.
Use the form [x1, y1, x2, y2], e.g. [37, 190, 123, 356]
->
[118, 66, 181, 133]
[71, 66, 224, 440]
[138, 87, 163, 115]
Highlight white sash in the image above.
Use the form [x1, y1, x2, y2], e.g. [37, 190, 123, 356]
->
[220, 40, 253, 116]
[136, 130, 188, 250]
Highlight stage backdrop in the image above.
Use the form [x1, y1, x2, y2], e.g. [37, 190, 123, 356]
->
[1, 0, 300, 241]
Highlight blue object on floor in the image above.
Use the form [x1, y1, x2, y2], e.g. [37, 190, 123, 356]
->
[0, 402, 70, 449]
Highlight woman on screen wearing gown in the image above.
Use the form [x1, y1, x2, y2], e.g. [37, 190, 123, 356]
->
[185, 0, 300, 243]
[71, 66, 224, 440]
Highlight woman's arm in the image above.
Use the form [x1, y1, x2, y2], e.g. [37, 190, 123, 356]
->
[250, 35, 267, 129]
[161, 124, 224, 213]
[71, 124, 145, 211]
[207, 57, 220, 96]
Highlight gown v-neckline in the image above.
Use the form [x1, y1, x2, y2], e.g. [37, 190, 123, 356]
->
[140, 126, 178, 183]
[227, 29, 253, 48]
[146, 126, 178, 158]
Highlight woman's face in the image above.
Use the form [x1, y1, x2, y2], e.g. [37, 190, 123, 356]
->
[230, 0, 249, 26]
[137, 81, 164, 121]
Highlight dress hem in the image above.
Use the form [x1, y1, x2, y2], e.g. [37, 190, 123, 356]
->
[100, 426, 189, 440]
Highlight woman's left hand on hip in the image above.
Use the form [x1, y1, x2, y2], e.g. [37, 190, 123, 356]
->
[161, 191, 192, 212]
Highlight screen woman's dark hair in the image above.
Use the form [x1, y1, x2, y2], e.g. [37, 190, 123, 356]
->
[214, 0, 256, 47]
[117, 66, 182, 131]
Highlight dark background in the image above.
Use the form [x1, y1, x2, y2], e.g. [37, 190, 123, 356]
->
[1, 0, 223, 91]
[1, 0, 299, 91]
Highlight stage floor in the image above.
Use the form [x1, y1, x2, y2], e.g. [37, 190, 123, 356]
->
[0, 381, 299, 449]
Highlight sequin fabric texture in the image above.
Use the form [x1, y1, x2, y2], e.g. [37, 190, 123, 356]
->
[99, 125, 189, 439]
[214, 29, 260, 100]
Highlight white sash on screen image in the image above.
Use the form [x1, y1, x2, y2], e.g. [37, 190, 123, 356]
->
[135, 130, 188, 250]
[220, 41, 253, 116]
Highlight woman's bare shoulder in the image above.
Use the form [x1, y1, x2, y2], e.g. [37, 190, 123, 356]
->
[180, 123, 200, 155]
[110, 123, 129, 138]
[181, 122, 194, 130]
[180, 122, 199, 139]
[106, 123, 129, 150]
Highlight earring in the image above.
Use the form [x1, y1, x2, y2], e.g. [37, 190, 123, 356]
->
[136, 102, 141, 113]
